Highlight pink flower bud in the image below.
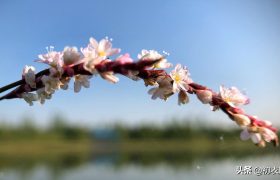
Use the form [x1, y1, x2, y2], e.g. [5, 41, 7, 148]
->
[63, 46, 81, 66]
[178, 90, 189, 105]
[22, 65, 36, 88]
[196, 89, 212, 104]
[116, 53, 133, 64]
[240, 129, 250, 141]
[250, 133, 262, 144]
[259, 127, 277, 142]
[100, 71, 119, 83]
[232, 113, 251, 127]
[262, 120, 272, 127]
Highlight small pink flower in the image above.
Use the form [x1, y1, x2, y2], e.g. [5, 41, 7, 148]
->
[41, 75, 61, 94]
[240, 124, 278, 147]
[74, 75, 91, 93]
[138, 49, 162, 60]
[138, 49, 172, 69]
[240, 129, 262, 144]
[259, 127, 277, 143]
[37, 46, 64, 74]
[148, 76, 173, 100]
[89, 37, 121, 59]
[219, 85, 249, 106]
[22, 65, 36, 88]
[36, 88, 52, 104]
[116, 53, 133, 64]
[81, 45, 97, 61]
[21, 92, 38, 106]
[81, 37, 120, 73]
[170, 64, 192, 93]
[100, 71, 119, 83]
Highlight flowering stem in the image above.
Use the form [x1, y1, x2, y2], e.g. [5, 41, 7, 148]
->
[0, 69, 50, 100]
[0, 79, 24, 94]
[0, 69, 50, 95]
[0, 60, 160, 100]
[0, 37, 278, 147]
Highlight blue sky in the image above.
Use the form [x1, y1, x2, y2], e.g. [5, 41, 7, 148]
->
[0, 0, 279, 127]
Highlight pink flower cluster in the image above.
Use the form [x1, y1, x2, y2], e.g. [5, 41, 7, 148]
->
[0, 37, 278, 147]
[193, 85, 278, 147]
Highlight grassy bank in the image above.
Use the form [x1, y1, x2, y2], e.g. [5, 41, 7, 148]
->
[0, 137, 277, 155]
[0, 118, 279, 156]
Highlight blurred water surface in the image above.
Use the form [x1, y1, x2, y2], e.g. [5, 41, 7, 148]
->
[1, 152, 279, 180]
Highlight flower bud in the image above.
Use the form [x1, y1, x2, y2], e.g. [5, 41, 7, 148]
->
[196, 89, 212, 104]
[178, 90, 189, 105]
[262, 120, 272, 127]
[257, 140, 266, 148]
[251, 133, 262, 144]
[63, 46, 80, 66]
[116, 53, 133, 64]
[100, 72, 119, 83]
[259, 127, 277, 142]
[22, 65, 36, 88]
[232, 113, 251, 127]
[240, 129, 250, 141]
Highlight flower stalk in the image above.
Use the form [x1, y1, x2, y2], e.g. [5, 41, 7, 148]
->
[0, 37, 278, 147]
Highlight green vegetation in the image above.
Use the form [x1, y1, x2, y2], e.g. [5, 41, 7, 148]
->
[0, 117, 279, 170]
[0, 116, 90, 141]
[0, 117, 279, 157]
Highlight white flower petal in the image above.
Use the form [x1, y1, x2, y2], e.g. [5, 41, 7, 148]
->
[148, 87, 157, 95]
[89, 37, 98, 49]
[170, 64, 192, 93]
[219, 85, 249, 106]
[23, 66, 36, 88]
[251, 133, 262, 144]
[107, 48, 121, 57]
[74, 82, 81, 93]
[261, 128, 276, 142]
[240, 129, 250, 141]
[83, 80, 90, 88]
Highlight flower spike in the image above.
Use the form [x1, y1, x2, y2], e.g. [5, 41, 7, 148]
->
[0, 37, 277, 148]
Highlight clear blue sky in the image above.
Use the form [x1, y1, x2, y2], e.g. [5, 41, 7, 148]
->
[0, 0, 279, 127]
